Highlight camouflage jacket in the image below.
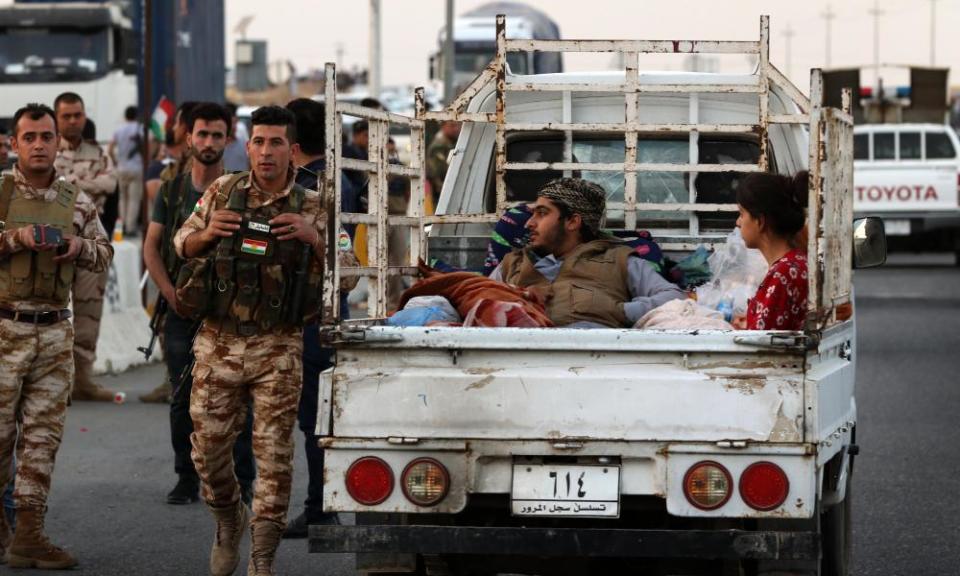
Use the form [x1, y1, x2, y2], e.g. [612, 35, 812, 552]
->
[55, 139, 117, 212]
[425, 131, 455, 193]
[0, 166, 114, 311]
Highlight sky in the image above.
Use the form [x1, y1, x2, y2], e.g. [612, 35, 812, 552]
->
[221, 0, 960, 94]
[0, 0, 953, 95]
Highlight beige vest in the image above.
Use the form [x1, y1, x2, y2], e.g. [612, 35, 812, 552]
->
[500, 240, 633, 328]
[0, 174, 78, 307]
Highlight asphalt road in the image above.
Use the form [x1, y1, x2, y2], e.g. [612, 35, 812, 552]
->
[5, 253, 957, 576]
[849, 253, 960, 576]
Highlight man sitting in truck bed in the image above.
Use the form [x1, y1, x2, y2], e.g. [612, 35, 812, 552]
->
[489, 178, 685, 328]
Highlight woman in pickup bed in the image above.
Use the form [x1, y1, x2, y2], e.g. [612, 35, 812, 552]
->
[735, 171, 809, 330]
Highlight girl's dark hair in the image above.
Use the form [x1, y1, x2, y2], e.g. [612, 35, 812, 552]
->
[736, 170, 809, 237]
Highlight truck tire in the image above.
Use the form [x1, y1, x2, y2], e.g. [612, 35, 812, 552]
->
[820, 473, 852, 576]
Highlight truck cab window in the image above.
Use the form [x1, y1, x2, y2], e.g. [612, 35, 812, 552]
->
[853, 134, 869, 160]
[492, 135, 758, 230]
[873, 132, 895, 160]
[925, 132, 956, 159]
[899, 132, 921, 160]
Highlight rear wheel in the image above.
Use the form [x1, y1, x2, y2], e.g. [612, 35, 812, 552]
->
[820, 472, 852, 576]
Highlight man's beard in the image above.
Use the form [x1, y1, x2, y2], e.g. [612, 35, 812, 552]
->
[195, 149, 223, 166]
[531, 224, 566, 257]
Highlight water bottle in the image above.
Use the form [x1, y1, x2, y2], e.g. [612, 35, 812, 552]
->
[717, 297, 734, 322]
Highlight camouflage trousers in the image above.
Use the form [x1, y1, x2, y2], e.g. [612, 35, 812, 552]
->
[71, 267, 108, 372]
[190, 323, 303, 527]
[0, 317, 74, 512]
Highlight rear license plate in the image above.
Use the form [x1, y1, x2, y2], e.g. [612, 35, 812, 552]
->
[884, 219, 911, 236]
[511, 464, 620, 517]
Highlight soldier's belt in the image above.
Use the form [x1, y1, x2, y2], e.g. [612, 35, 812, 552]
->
[0, 307, 72, 325]
[204, 316, 299, 337]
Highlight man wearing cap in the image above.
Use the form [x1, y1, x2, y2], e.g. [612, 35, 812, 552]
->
[490, 178, 685, 328]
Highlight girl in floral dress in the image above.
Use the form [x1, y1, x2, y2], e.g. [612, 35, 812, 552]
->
[734, 171, 809, 330]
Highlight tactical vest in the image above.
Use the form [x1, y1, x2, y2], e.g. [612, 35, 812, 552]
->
[500, 239, 633, 328]
[159, 173, 195, 278]
[0, 174, 78, 307]
[175, 172, 322, 335]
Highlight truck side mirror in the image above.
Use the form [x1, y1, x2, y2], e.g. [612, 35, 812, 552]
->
[852, 217, 887, 269]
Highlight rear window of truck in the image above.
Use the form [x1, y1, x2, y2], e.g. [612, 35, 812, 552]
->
[489, 135, 760, 229]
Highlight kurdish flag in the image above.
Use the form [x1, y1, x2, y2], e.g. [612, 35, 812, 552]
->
[150, 96, 175, 142]
[240, 238, 269, 257]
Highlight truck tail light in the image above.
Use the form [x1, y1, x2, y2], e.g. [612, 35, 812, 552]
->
[739, 461, 789, 511]
[683, 461, 732, 510]
[346, 457, 393, 505]
[401, 458, 450, 506]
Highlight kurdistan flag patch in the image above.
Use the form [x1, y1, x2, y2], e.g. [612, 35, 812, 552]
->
[240, 237, 269, 256]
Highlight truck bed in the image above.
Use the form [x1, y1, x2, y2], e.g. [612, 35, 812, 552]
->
[323, 327, 807, 444]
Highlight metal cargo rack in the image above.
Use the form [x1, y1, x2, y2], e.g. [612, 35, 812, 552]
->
[322, 14, 854, 330]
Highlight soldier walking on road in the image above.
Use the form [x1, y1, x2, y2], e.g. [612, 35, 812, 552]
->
[143, 102, 257, 507]
[0, 103, 113, 569]
[174, 106, 329, 576]
[425, 120, 460, 209]
[52, 92, 118, 402]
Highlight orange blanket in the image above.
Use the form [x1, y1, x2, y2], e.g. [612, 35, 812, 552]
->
[398, 263, 553, 328]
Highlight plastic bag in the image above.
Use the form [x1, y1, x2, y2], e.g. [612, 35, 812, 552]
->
[402, 296, 460, 319]
[386, 296, 461, 327]
[694, 229, 768, 318]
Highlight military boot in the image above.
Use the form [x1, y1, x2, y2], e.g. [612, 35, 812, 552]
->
[139, 380, 172, 403]
[0, 509, 11, 565]
[247, 520, 283, 576]
[5, 507, 77, 569]
[209, 500, 250, 576]
[70, 360, 115, 402]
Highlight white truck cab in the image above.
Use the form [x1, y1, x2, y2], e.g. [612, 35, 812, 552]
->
[853, 123, 960, 257]
[310, 16, 885, 576]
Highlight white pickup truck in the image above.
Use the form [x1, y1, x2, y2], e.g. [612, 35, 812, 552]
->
[853, 123, 960, 259]
[310, 16, 885, 576]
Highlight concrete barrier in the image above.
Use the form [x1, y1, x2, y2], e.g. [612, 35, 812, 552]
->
[92, 238, 160, 374]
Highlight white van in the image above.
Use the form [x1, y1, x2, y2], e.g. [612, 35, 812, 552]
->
[853, 123, 960, 254]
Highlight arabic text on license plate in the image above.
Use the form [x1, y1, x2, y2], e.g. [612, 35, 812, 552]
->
[884, 219, 911, 236]
[511, 464, 620, 517]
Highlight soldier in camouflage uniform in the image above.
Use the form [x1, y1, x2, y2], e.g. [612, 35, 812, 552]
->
[0, 104, 113, 569]
[52, 92, 118, 402]
[425, 120, 461, 210]
[143, 102, 257, 506]
[174, 106, 335, 576]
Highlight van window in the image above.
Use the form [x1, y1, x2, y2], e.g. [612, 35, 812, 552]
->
[854, 133, 869, 160]
[873, 132, 895, 160]
[925, 132, 957, 159]
[899, 132, 921, 160]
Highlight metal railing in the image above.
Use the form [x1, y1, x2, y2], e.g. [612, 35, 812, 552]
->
[323, 15, 852, 326]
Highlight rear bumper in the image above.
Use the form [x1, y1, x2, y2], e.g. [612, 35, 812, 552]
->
[309, 524, 819, 560]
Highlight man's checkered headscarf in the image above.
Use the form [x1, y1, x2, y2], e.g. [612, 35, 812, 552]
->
[537, 178, 607, 237]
